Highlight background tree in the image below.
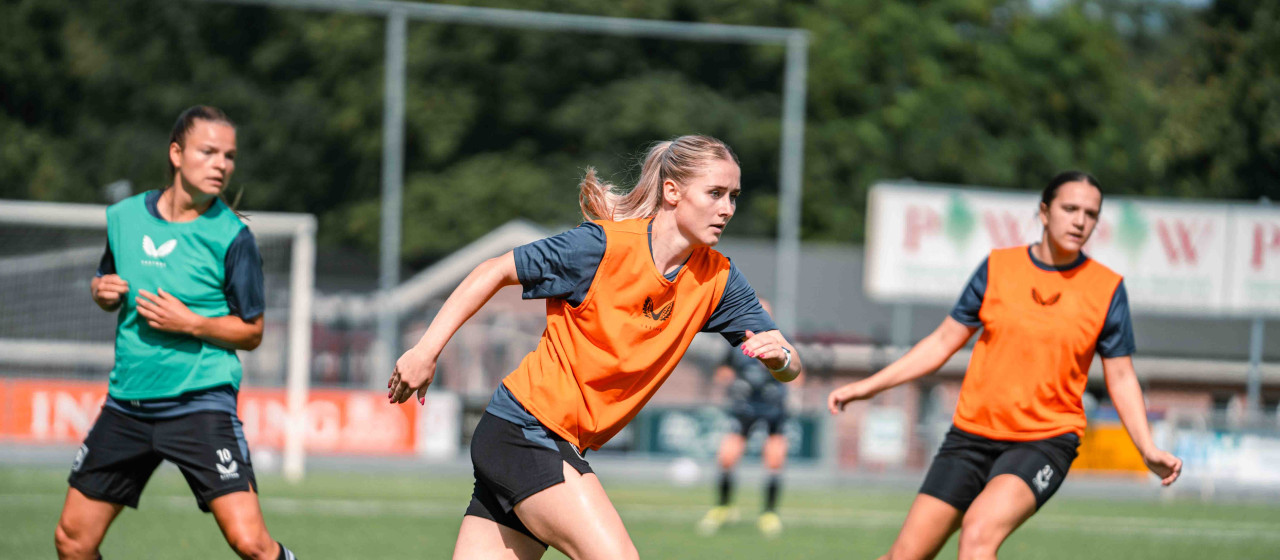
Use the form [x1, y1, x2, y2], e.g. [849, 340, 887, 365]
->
[2, 0, 1271, 267]
[1148, 0, 1280, 199]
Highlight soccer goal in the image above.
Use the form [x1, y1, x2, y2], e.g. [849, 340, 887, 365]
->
[0, 198, 315, 481]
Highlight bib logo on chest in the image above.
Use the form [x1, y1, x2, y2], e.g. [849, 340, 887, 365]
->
[141, 235, 178, 268]
[642, 296, 674, 322]
[1031, 288, 1061, 306]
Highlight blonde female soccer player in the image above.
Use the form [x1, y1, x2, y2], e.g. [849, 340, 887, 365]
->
[389, 135, 803, 559]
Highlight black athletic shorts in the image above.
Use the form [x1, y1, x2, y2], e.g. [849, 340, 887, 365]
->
[464, 411, 592, 544]
[67, 407, 257, 512]
[729, 410, 787, 437]
[919, 425, 1079, 511]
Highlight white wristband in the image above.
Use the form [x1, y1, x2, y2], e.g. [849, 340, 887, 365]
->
[768, 347, 792, 373]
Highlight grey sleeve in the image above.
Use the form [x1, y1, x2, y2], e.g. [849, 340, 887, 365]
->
[702, 262, 778, 346]
[223, 227, 265, 320]
[1097, 280, 1136, 358]
[512, 222, 606, 307]
[97, 240, 115, 277]
[948, 258, 988, 327]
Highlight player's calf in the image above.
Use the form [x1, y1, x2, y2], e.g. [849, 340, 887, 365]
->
[225, 533, 296, 560]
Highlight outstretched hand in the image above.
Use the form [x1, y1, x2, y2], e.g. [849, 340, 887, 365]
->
[388, 346, 437, 405]
[827, 382, 871, 415]
[1143, 448, 1183, 486]
[739, 330, 791, 372]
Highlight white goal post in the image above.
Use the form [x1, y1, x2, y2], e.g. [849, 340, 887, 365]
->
[0, 198, 316, 482]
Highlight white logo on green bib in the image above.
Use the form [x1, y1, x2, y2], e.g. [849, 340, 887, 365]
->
[143, 235, 177, 258]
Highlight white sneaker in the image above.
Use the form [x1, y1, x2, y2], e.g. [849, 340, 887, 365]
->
[757, 511, 782, 538]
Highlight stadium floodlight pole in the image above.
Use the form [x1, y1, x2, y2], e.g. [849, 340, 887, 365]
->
[773, 33, 808, 334]
[1246, 316, 1264, 423]
[193, 0, 808, 360]
[376, 9, 408, 388]
[1246, 194, 1272, 424]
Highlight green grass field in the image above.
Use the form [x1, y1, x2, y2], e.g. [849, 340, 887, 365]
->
[3, 465, 1278, 559]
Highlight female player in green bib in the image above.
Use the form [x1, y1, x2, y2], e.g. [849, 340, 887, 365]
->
[55, 106, 297, 560]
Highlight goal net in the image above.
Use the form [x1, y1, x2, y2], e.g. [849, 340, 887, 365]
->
[0, 198, 315, 480]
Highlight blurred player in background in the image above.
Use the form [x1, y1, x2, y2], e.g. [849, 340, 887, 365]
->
[56, 106, 297, 560]
[388, 135, 803, 560]
[698, 299, 792, 538]
[828, 171, 1181, 560]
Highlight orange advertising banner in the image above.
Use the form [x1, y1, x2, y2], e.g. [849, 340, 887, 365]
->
[0, 379, 107, 444]
[0, 379, 422, 455]
[1073, 424, 1148, 474]
[237, 388, 418, 454]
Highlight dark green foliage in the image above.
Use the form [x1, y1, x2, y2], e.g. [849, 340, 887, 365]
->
[2, 0, 1274, 264]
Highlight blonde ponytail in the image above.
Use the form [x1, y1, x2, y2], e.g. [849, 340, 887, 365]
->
[578, 167, 615, 221]
[577, 136, 737, 222]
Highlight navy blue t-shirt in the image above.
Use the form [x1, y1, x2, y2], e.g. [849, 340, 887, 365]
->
[513, 221, 777, 345]
[948, 245, 1135, 358]
[97, 189, 263, 417]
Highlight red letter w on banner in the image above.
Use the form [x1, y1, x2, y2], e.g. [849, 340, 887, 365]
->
[983, 211, 1023, 248]
[1156, 220, 1209, 265]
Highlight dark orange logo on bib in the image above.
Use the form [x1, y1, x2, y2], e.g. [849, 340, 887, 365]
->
[1031, 288, 1061, 306]
[643, 296, 674, 322]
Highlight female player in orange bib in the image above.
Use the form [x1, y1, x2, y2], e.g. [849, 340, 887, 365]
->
[388, 135, 803, 559]
[828, 172, 1181, 560]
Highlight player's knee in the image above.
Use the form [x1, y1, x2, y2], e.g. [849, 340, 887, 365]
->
[54, 522, 97, 560]
[224, 528, 275, 560]
[884, 541, 935, 560]
[956, 517, 1000, 558]
[607, 541, 640, 560]
[717, 454, 737, 469]
[717, 440, 741, 465]
[763, 451, 786, 471]
[570, 536, 637, 560]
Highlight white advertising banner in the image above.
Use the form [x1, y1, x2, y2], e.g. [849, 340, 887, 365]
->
[858, 406, 908, 465]
[866, 182, 1280, 316]
[1087, 200, 1230, 313]
[1228, 207, 1280, 311]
